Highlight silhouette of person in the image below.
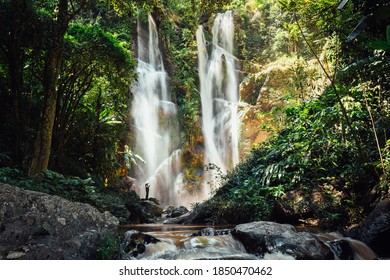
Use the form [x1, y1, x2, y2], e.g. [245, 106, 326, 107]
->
[145, 183, 150, 200]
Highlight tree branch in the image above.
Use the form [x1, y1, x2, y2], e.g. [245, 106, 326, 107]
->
[293, 12, 364, 158]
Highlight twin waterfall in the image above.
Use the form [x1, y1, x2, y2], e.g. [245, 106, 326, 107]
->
[131, 12, 240, 207]
[197, 11, 240, 174]
[131, 14, 180, 206]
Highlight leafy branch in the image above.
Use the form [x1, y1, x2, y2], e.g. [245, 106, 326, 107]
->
[278, 0, 364, 158]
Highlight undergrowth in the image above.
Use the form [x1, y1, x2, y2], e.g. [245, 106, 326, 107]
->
[0, 167, 146, 223]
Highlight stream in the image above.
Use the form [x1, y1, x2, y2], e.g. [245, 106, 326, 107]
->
[120, 224, 259, 260]
[119, 224, 378, 260]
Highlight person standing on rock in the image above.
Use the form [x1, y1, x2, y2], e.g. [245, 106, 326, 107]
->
[145, 183, 150, 200]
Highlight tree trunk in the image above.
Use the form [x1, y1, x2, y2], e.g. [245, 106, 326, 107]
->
[29, 45, 64, 176]
[28, 0, 69, 176]
[8, 0, 26, 164]
[8, 35, 24, 164]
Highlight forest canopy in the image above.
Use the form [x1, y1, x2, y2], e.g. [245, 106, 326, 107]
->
[0, 0, 389, 228]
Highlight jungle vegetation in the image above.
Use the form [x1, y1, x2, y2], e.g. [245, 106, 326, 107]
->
[0, 0, 389, 228]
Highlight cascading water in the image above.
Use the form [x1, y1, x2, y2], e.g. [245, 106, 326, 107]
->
[197, 11, 240, 182]
[120, 225, 378, 260]
[132, 11, 240, 207]
[131, 14, 181, 206]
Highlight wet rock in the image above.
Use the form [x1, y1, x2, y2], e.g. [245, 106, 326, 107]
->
[120, 230, 161, 259]
[232, 221, 334, 260]
[348, 198, 390, 258]
[6, 251, 26, 260]
[166, 204, 213, 225]
[0, 183, 119, 259]
[163, 205, 175, 215]
[147, 197, 160, 205]
[317, 232, 378, 260]
[327, 239, 355, 260]
[167, 206, 189, 218]
[272, 200, 302, 224]
[163, 211, 192, 224]
[140, 200, 163, 218]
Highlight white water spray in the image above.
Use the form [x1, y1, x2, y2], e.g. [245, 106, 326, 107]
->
[197, 11, 240, 176]
[131, 14, 180, 206]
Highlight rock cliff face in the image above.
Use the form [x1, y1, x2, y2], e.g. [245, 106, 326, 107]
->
[0, 183, 119, 259]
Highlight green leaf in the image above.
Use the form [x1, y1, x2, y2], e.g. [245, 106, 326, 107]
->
[134, 154, 146, 164]
[278, 0, 288, 8]
[369, 39, 390, 51]
[346, 16, 367, 42]
[124, 153, 130, 169]
[387, 25, 390, 45]
[337, 0, 348, 10]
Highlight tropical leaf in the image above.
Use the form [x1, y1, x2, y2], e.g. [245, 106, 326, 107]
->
[122, 145, 146, 169]
[337, 0, 348, 10]
[346, 15, 369, 42]
[369, 39, 390, 51]
[134, 154, 146, 164]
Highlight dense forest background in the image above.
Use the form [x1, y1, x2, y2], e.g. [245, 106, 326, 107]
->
[0, 0, 389, 228]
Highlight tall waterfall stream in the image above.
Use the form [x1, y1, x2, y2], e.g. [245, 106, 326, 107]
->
[196, 11, 240, 174]
[131, 11, 241, 207]
[131, 14, 183, 207]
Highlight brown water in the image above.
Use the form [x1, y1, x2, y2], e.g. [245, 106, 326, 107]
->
[120, 224, 377, 260]
[120, 224, 261, 260]
[316, 232, 378, 260]
[120, 224, 233, 233]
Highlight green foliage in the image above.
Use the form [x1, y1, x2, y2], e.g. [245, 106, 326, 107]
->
[96, 233, 120, 260]
[121, 145, 145, 171]
[209, 79, 385, 225]
[0, 167, 147, 223]
[0, 167, 97, 201]
[383, 140, 390, 176]
[190, 197, 264, 225]
[0, 1, 136, 180]
[378, 140, 390, 194]
[236, 3, 295, 64]
[65, 22, 135, 77]
[1, 0, 389, 230]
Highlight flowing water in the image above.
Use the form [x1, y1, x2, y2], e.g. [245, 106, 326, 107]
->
[128, 13, 379, 261]
[120, 224, 378, 260]
[131, 12, 241, 207]
[120, 224, 258, 260]
[126, 11, 381, 261]
[197, 11, 240, 179]
[316, 232, 378, 260]
[131, 14, 181, 206]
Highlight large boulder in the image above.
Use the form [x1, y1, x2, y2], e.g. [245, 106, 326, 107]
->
[348, 198, 390, 258]
[140, 200, 163, 217]
[167, 206, 189, 218]
[0, 183, 119, 259]
[232, 221, 334, 260]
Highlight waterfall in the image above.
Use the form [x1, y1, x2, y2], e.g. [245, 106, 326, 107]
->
[131, 14, 180, 206]
[197, 11, 240, 178]
[131, 12, 240, 206]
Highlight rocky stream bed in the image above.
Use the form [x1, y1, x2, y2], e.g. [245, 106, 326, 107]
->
[1, 183, 389, 260]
